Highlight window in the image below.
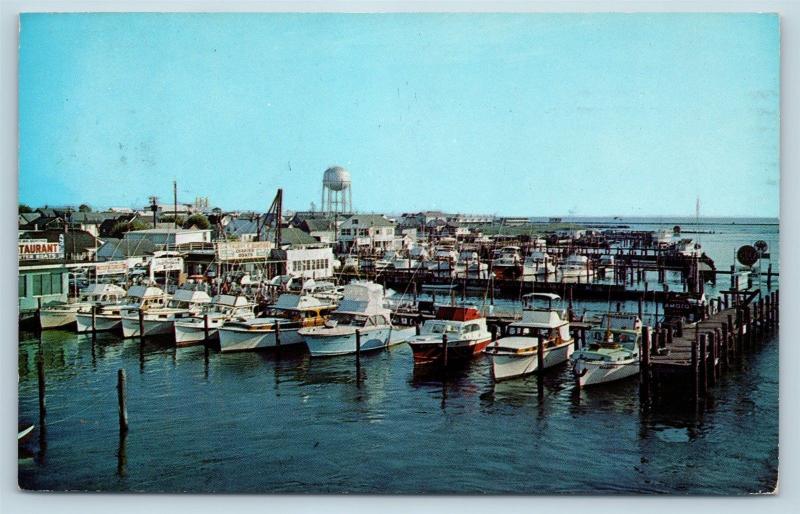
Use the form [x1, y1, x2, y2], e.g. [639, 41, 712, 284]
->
[18, 275, 26, 298]
[51, 273, 62, 295]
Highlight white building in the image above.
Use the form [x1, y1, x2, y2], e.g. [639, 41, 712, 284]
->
[338, 214, 396, 251]
[282, 247, 335, 279]
[123, 228, 212, 247]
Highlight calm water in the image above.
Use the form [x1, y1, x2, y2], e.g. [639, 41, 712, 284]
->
[18, 222, 779, 494]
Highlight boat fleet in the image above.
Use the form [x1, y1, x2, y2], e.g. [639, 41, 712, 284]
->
[36, 278, 646, 389]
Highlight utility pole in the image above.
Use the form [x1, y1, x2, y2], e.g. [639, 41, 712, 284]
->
[173, 180, 178, 229]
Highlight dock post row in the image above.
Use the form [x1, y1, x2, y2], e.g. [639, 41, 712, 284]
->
[641, 290, 778, 407]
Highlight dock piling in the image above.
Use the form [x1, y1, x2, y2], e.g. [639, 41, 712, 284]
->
[442, 333, 448, 368]
[117, 369, 128, 433]
[355, 329, 361, 370]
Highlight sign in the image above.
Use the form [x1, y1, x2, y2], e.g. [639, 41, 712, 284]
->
[18, 239, 64, 261]
[215, 241, 273, 261]
[737, 245, 759, 267]
[95, 260, 128, 276]
[150, 256, 184, 273]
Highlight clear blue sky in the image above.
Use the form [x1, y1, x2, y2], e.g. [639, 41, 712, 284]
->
[18, 13, 779, 217]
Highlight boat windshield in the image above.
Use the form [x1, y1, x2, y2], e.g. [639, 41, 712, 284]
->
[328, 312, 366, 326]
[429, 322, 459, 334]
[505, 325, 548, 338]
[167, 299, 191, 309]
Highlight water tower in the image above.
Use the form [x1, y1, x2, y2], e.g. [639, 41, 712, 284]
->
[321, 165, 352, 214]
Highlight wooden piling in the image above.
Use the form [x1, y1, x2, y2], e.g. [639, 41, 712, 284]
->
[203, 314, 210, 341]
[691, 337, 699, 404]
[767, 263, 772, 290]
[138, 309, 144, 341]
[709, 330, 718, 383]
[91, 304, 97, 333]
[641, 326, 651, 369]
[275, 321, 281, 348]
[355, 329, 361, 369]
[442, 333, 448, 368]
[37, 351, 46, 424]
[699, 334, 708, 396]
[536, 335, 544, 374]
[117, 369, 128, 433]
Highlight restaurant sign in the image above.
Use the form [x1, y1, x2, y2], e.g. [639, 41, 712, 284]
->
[150, 256, 184, 273]
[216, 241, 273, 261]
[18, 238, 64, 261]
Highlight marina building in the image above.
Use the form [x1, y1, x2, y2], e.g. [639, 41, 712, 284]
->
[337, 214, 396, 252]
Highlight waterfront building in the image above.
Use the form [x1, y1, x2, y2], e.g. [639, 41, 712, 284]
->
[337, 214, 396, 252]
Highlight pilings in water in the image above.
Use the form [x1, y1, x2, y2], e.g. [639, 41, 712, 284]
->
[645, 290, 779, 410]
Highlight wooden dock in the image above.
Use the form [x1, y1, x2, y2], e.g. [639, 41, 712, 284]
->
[641, 289, 779, 407]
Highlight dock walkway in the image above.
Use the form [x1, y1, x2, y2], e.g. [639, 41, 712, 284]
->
[643, 290, 779, 405]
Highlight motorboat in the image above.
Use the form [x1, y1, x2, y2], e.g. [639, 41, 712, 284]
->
[300, 281, 398, 357]
[407, 305, 492, 366]
[492, 246, 522, 279]
[121, 287, 210, 338]
[484, 293, 574, 381]
[173, 294, 255, 346]
[571, 313, 642, 387]
[77, 285, 166, 333]
[522, 250, 556, 278]
[455, 251, 489, 279]
[558, 254, 595, 281]
[217, 293, 334, 352]
[40, 283, 126, 330]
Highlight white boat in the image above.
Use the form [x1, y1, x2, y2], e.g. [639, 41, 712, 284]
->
[559, 254, 595, 281]
[217, 294, 334, 352]
[300, 281, 399, 357]
[300, 279, 345, 304]
[121, 287, 210, 339]
[40, 283, 127, 329]
[76, 285, 164, 333]
[484, 293, 574, 381]
[375, 250, 400, 270]
[173, 294, 255, 346]
[571, 313, 642, 387]
[455, 250, 489, 279]
[522, 250, 556, 278]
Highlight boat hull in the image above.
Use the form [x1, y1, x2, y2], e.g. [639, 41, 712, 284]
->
[573, 358, 639, 387]
[218, 326, 304, 352]
[39, 308, 78, 329]
[304, 327, 393, 357]
[121, 316, 175, 339]
[174, 321, 222, 346]
[489, 342, 574, 381]
[409, 338, 492, 366]
[76, 313, 121, 333]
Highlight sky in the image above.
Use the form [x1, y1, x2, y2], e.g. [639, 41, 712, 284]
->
[18, 13, 779, 217]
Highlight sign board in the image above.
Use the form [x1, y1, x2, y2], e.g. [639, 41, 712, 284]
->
[18, 239, 64, 261]
[216, 241, 273, 261]
[95, 260, 128, 276]
[150, 256, 184, 273]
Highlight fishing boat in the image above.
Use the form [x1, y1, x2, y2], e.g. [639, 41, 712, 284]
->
[406, 305, 492, 366]
[455, 250, 489, 279]
[121, 287, 210, 338]
[217, 294, 334, 352]
[300, 281, 397, 357]
[484, 293, 574, 381]
[570, 313, 642, 387]
[39, 283, 127, 329]
[77, 285, 166, 333]
[173, 294, 255, 346]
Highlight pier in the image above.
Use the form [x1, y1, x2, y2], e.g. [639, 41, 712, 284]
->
[641, 289, 779, 407]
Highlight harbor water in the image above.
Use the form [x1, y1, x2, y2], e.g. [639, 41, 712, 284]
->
[18, 220, 779, 494]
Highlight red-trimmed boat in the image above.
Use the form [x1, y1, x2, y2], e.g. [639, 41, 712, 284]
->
[407, 306, 493, 366]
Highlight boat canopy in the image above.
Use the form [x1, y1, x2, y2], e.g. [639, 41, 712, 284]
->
[522, 292, 561, 302]
[81, 283, 126, 297]
[272, 293, 327, 311]
[215, 294, 251, 308]
[172, 288, 212, 304]
[126, 285, 164, 299]
[436, 306, 482, 322]
[335, 281, 387, 315]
